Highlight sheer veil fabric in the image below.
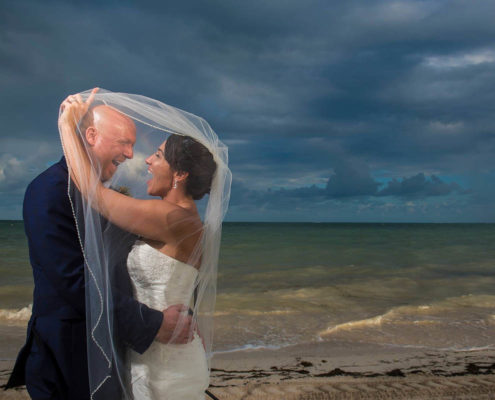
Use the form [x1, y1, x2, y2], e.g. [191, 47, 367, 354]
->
[58, 89, 231, 399]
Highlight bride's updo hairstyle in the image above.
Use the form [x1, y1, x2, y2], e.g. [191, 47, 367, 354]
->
[165, 134, 217, 200]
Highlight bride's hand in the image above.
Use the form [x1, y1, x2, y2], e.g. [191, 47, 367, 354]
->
[59, 87, 99, 129]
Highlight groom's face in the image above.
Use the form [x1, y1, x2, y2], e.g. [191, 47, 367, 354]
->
[85, 105, 136, 181]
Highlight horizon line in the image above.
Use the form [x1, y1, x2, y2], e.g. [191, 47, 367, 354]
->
[1, 219, 494, 224]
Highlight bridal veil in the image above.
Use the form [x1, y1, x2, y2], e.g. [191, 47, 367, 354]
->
[58, 89, 231, 399]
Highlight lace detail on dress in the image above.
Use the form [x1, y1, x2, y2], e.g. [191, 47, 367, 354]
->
[127, 240, 198, 310]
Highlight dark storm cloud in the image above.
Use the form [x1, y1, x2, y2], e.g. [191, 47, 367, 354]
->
[229, 170, 474, 222]
[0, 0, 494, 220]
[325, 161, 380, 198]
[232, 169, 467, 205]
[376, 173, 467, 198]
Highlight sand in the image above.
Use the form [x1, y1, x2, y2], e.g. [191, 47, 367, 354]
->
[208, 340, 495, 399]
[1, 340, 494, 399]
[208, 375, 495, 400]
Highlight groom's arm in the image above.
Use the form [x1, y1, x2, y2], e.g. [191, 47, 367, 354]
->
[110, 253, 163, 354]
[112, 277, 193, 352]
[108, 231, 193, 352]
[102, 224, 162, 354]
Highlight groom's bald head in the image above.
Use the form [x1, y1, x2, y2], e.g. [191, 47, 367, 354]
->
[81, 105, 136, 181]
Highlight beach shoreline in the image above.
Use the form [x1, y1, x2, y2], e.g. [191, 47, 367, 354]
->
[207, 340, 495, 399]
[2, 340, 494, 399]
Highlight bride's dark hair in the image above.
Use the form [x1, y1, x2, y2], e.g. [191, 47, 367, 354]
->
[165, 134, 217, 200]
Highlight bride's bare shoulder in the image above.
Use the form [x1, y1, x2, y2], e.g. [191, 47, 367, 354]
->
[158, 200, 203, 236]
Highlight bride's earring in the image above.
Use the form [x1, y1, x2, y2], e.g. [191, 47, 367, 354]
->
[173, 180, 178, 189]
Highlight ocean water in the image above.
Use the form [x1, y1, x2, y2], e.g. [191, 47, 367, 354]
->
[1, 221, 494, 357]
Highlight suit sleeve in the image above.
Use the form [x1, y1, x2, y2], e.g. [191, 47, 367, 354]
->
[112, 262, 163, 354]
[101, 222, 163, 354]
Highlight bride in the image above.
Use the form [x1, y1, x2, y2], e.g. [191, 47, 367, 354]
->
[59, 88, 231, 399]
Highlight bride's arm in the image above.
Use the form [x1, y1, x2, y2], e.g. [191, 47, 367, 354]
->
[58, 89, 192, 243]
[95, 188, 195, 243]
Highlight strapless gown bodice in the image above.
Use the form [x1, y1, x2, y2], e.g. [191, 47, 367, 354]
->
[127, 240, 198, 310]
[126, 240, 209, 400]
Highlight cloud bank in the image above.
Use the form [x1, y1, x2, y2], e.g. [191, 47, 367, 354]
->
[1, 0, 494, 221]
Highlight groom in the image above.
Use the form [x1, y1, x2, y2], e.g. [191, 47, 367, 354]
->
[6, 100, 193, 399]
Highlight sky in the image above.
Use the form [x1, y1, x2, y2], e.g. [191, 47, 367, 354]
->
[1, 0, 494, 222]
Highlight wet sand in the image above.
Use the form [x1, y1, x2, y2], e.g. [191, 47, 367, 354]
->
[2, 340, 494, 399]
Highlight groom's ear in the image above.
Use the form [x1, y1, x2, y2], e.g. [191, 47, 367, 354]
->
[85, 127, 97, 146]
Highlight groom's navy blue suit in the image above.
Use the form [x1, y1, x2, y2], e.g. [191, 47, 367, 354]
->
[6, 157, 163, 399]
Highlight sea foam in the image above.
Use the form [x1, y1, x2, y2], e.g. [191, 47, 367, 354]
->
[317, 294, 495, 349]
[0, 304, 32, 324]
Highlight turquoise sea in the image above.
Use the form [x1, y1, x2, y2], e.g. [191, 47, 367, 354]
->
[1, 221, 494, 357]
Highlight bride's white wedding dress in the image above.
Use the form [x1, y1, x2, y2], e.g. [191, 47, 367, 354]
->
[126, 240, 209, 400]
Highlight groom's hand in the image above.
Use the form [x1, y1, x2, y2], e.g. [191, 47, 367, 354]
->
[155, 304, 194, 344]
[59, 88, 99, 125]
